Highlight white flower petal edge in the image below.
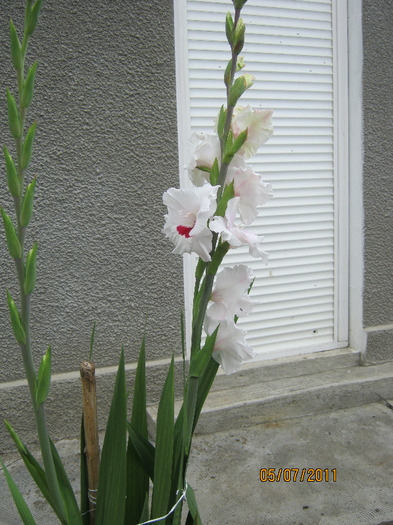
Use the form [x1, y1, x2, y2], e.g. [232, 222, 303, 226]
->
[187, 132, 221, 186]
[207, 264, 254, 322]
[162, 184, 219, 262]
[226, 156, 273, 225]
[206, 317, 255, 375]
[209, 197, 268, 262]
[231, 106, 273, 159]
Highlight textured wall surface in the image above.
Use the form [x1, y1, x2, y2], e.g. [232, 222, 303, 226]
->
[362, 1, 393, 360]
[0, 0, 183, 384]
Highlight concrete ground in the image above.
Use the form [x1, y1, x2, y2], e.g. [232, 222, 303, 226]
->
[1, 401, 393, 525]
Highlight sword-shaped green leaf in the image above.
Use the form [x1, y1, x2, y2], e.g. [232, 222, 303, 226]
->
[125, 336, 149, 525]
[0, 459, 37, 525]
[50, 440, 82, 524]
[96, 349, 127, 525]
[4, 420, 63, 522]
[150, 355, 174, 520]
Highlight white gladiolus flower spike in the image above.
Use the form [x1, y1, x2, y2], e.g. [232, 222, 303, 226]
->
[187, 132, 221, 186]
[162, 184, 219, 262]
[206, 317, 255, 375]
[231, 105, 273, 159]
[209, 197, 268, 261]
[207, 265, 254, 322]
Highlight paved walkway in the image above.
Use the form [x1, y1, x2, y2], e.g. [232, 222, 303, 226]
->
[1, 402, 393, 524]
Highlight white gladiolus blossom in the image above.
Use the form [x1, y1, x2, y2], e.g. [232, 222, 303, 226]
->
[206, 317, 255, 375]
[162, 184, 219, 262]
[207, 265, 254, 322]
[187, 132, 221, 186]
[226, 156, 273, 225]
[209, 197, 268, 261]
[231, 105, 273, 159]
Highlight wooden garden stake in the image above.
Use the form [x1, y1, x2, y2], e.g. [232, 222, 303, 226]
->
[80, 361, 100, 524]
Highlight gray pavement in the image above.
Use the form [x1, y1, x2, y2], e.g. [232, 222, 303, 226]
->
[1, 401, 393, 524]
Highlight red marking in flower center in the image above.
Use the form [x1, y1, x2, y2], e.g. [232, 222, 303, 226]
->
[177, 225, 193, 238]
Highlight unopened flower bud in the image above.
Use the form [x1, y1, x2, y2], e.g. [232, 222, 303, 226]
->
[26, 0, 43, 36]
[7, 290, 26, 345]
[36, 346, 51, 406]
[24, 241, 37, 296]
[21, 122, 37, 170]
[6, 89, 20, 138]
[225, 12, 234, 45]
[22, 62, 37, 109]
[1, 208, 21, 259]
[9, 21, 23, 71]
[233, 19, 245, 55]
[20, 178, 36, 227]
[3, 146, 20, 197]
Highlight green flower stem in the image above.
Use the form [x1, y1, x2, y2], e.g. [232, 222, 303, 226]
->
[190, 7, 244, 356]
[5, 17, 68, 522]
[190, 271, 215, 356]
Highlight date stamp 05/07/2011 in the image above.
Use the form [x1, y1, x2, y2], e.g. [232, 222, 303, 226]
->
[260, 468, 337, 483]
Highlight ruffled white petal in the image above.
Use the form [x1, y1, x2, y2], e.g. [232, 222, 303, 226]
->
[162, 184, 219, 262]
[207, 265, 254, 322]
[206, 318, 255, 375]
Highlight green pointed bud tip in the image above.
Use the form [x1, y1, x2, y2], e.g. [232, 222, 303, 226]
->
[21, 121, 37, 170]
[233, 19, 245, 54]
[22, 62, 38, 109]
[36, 345, 51, 407]
[6, 90, 21, 138]
[20, 178, 37, 227]
[3, 145, 20, 197]
[9, 20, 23, 71]
[1, 209, 21, 259]
[24, 241, 38, 296]
[6, 290, 26, 345]
[225, 12, 234, 44]
[26, 0, 43, 35]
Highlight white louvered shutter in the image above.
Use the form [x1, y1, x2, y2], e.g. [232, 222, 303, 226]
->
[175, 0, 348, 359]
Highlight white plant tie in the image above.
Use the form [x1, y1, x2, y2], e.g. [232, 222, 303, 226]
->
[137, 481, 188, 525]
[88, 488, 97, 505]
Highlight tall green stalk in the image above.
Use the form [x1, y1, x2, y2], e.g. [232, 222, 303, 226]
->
[3, 2, 67, 521]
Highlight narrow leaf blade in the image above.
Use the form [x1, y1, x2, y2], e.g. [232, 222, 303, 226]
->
[1, 459, 37, 525]
[125, 336, 149, 525]
[50, 440, 82, 524]
[96, 349, 127, 525]
[4, 420, 61, 520]
[150, 356, 174, 519]
[127, 423, 155, 481]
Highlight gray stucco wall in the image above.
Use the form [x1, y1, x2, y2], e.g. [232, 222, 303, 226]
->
[0, 0, 183, 423]
[362, 0, 393, 361]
